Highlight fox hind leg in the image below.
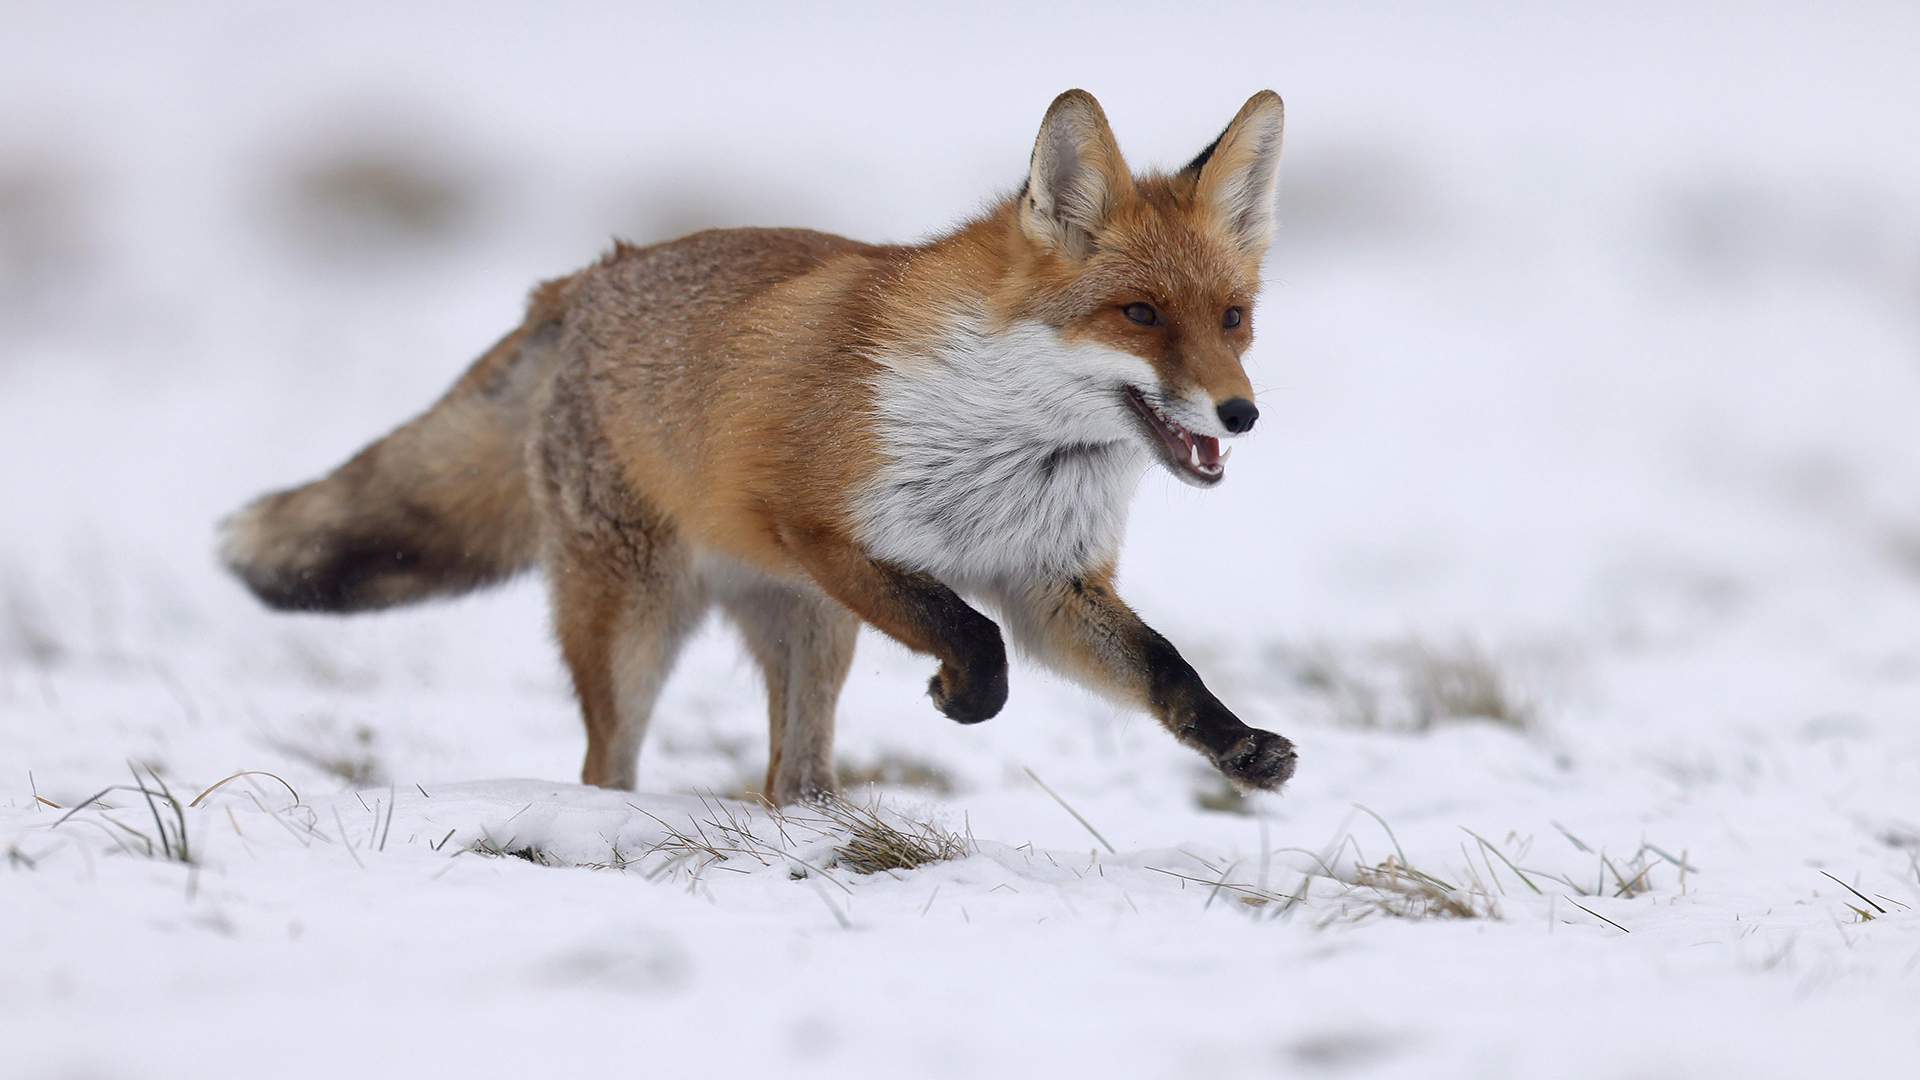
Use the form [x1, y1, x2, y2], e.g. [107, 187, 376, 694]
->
[720, 582, 858, 805]
[534, 349, 710, 791]
[549, 531, 705, 792]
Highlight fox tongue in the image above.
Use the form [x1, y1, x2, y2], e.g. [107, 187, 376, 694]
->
[1195, 435, 1222, 470]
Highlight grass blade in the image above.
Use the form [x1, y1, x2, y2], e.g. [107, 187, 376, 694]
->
[1023, 768, 1114, 854]
[1567, 898, 1629, 933]
[1820, 870, 1888, 915]
[189, 770, 300, 809]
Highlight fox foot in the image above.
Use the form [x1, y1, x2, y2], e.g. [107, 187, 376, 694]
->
[928, 656, 1008, 725]
[1214, 728, 1297, 791]
[769, 780, 838, 807]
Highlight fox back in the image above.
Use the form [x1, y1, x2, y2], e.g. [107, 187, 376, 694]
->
[221, 90, 1298, 802]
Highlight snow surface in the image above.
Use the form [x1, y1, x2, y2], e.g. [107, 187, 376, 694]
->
[4, 3, 1919, 1077]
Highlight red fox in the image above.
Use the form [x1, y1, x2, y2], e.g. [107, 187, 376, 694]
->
[222, 90, 1296, 804]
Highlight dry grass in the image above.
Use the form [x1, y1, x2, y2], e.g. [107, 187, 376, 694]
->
[3, 579, 62, 668]
[468, 837, 555, 867]
[264, 722, 385, 787]
[1267, 635, 1535, 733]
[815, 796, 970, 875]
[834, 753, 958, 796]
[0, 154, 94, 314]
[1344, 856, 1494, 920]
[271, 134, 476, 257]
[629, 796, 793, 881]
[48, 763, 195, 864]
[1199, 811, 1690, 929]
[1304, 814, 1501, 922]
[1274, 640, 1384, 729]
[470, 794, 972, 889]
[1820, 870, 1910, 923]
[32, 764, 366, 868]
[1885, 524, 1920, 581]
[1399, 639, 1533, 731]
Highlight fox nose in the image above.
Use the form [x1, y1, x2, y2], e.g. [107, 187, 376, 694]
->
[1216, 397, 1259, 434]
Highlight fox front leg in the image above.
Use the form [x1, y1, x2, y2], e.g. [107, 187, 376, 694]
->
[780, 526, 1008, 724]
[1136, 623, 1296, 790]
[991, 572, 1296, 790]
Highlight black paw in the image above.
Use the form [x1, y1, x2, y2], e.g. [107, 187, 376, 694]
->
[1215, 729, 1297, 792]
[928, 659, 1008, 725]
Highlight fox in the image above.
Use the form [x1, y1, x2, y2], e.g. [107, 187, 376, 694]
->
[220, 89, 1297, 805]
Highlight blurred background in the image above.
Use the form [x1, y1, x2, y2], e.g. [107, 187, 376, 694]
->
[6, 8, 1920, 1075]
[3, 1, 1919, 784]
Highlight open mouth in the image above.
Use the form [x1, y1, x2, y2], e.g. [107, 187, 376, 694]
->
[1122, 386, 1228, 487]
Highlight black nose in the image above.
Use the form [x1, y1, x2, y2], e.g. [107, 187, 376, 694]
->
[1216, 397, 1259, 434]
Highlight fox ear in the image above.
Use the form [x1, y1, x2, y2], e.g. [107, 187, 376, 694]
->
[1021, 90, 1131, 260]
[1188, 91, 1285, 254]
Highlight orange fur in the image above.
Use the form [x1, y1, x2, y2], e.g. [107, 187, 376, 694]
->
[222, 90, 1298, 801]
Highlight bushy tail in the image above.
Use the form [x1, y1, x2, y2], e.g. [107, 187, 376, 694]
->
[220, 280, 571, 613]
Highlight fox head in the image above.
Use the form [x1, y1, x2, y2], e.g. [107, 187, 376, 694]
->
[999, 89, 1284, 488]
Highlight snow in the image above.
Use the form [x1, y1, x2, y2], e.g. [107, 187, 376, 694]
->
[4, 3, 1920, 1077]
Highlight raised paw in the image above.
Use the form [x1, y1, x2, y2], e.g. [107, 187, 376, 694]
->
[927, 658, 1008, 725]
[1214, 728, 1298, 792]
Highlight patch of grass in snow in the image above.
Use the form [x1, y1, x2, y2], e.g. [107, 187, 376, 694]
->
[834, 753, 958, 796]
[1401, 639, 1534, 732]
[464, 794, 970, 884]
[469, 837, 556, 867]
[1883, 523, 1920, 581]
[1819, 870, 1910, 923]
[815, 796, 970, 875]
[1278, 814, 1501, 922]
[49, 763, 195, 864]
[264, 721, 386, 787]
[1339, 855, 1497, 921]
[629, 796, 790, 879]
[269, 131, 478, 258]
[640, 794, 970, 879]
[2, 577, 63, 668]
[0, 152, 97, 313]
[1213, 812, 1693, 928]
[1286, 1030, 1406, 1071]
[1266, 635, 1535, 734]
[277, 636, 382, 690]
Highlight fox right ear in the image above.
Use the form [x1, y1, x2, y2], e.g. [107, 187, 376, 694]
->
[1021, 90, 1131, 260]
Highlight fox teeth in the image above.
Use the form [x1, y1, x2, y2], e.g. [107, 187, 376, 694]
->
[1188, 442, 1200, 469]
[1219, 446, 1232, 464]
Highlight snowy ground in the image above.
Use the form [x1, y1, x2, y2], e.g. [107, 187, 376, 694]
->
[4, 4, 1920, 1077]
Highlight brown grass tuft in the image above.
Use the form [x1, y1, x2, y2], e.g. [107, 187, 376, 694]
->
[1399, 638, 1533, 731]
[1344, 856, 1494, 920]
[272, 132, 476, 257]
[834, 753, 958, 795]
[815, 796, 970, 875]
[1267, 635, 1535, 733]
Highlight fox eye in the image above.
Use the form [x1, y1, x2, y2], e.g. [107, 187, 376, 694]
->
[1122, 302, 1159, 326]
[1223, 307, 1244, 329]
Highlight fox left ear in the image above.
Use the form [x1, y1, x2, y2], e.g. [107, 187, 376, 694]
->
[1188, 91, 1285, 254]
[1022, 90, 1132, 260]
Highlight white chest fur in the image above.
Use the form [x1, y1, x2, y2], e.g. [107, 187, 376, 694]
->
[852, 319, 1153, 588]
